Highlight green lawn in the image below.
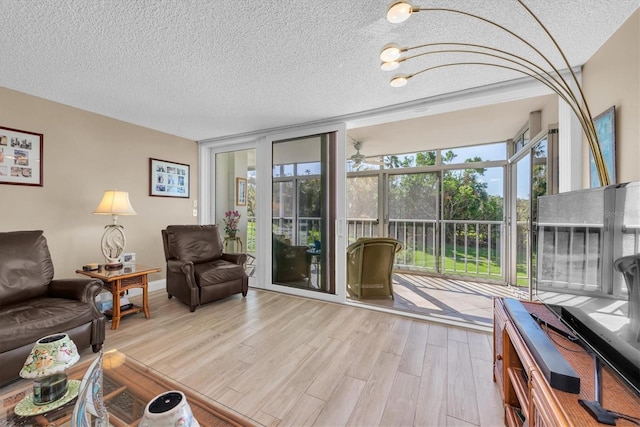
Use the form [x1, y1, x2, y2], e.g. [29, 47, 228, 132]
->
[403, 245, 503, 277]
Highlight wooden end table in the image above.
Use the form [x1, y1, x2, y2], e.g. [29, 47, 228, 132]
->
[76, 264, 161, 330]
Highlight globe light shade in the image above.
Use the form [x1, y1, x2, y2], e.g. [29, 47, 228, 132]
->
[387, 1, 414, 23]
[380, 44, 402, 62]
[381, 61, 400, 71]
[390, 74, 409, 87]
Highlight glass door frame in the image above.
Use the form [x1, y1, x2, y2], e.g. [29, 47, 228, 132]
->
[506, 129, 555, 296]
[260, 123, 347, 304]
[199, 138, 259, 286]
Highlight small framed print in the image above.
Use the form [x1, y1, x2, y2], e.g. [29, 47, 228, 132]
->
[236, 177, 247, 206]
[149, 158, 190, 198]
[0, 126, 43, 186]
[122, 252, 136, 266]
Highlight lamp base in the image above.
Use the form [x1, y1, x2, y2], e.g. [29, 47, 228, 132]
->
[104, 262, 123, 271]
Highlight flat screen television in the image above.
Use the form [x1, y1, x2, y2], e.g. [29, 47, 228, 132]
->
[534, 180, 640, 401]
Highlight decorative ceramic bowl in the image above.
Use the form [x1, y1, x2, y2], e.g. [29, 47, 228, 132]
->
[138, 391, 199, 427]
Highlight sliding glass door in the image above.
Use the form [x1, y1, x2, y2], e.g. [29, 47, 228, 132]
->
[507, 129, 557, 295]
[214, 148, 256, 277]
[271, 133, 337, 294]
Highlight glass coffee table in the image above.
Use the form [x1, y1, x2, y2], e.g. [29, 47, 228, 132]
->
[0, 350, 253, 426]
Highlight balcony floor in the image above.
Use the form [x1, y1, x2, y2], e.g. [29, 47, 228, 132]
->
[348, 272, 521, 331]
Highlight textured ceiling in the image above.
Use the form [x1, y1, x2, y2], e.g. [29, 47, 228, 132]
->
[0, 1, 638, 142]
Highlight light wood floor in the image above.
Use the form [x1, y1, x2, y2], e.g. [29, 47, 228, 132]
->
[98, 288, 505, 427]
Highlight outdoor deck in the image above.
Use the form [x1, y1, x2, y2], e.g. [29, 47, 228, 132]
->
[348, 272, 522, 331]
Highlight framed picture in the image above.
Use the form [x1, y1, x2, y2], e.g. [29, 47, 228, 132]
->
[236, 177, 247, 206]
[149, 158, 190, 198]
[590, 106, 616, 188]
[0, 126, 43, 186]
[122, 252, 136, 266]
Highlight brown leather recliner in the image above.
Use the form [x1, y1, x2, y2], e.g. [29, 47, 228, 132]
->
[161, 225, 248, 312]
[0, 230, 105, 387]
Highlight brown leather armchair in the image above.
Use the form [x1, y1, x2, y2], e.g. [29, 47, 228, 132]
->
[0, 230, 105, 386]
[272, 233, 311, 286]
[346, 237, 403, 300]
[161, 225, 248, 312]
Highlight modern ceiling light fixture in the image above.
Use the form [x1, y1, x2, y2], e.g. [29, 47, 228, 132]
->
[381, 0, 611, 186]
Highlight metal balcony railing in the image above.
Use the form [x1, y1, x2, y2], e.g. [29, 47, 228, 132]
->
[252, 216, 505, 280]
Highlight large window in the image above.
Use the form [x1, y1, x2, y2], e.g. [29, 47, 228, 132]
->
[346, 141, 506, 281]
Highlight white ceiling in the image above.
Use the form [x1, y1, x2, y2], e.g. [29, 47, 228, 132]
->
[1, 1, 637, 147]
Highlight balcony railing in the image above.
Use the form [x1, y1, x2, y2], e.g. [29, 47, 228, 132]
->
[256, 216, 505, 280]
[389, 219, 503, 279]
[537, 223, 639, 297]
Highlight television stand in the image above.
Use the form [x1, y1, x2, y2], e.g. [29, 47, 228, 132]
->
[579, 357, 616, 425]
[493, 298, 640, 426]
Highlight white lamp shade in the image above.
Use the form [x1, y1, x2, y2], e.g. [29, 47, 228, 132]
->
[381, 61, 400, 71]
[380, 44, 402, 62]
[387, 1, 413, 23]
[93, 190, 137, 215]
[390, 74, 409, 87]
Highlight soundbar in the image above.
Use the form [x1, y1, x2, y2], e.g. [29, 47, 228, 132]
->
[503, 298, 580, 393]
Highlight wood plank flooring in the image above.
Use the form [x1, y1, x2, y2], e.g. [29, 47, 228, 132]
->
[0, 288, 505, 426]
[98, 288, 505, 426]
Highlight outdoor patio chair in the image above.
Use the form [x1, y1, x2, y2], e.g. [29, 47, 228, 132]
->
[346, 237, 402, 300]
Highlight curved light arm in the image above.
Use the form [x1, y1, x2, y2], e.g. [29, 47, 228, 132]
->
[384, 1, 609, 185]
[393, 61, 609, 186]
[382, 44, 595, 155]
[382, 42, 578, 108]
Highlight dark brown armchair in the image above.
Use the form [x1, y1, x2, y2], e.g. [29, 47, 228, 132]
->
[346, 237, 403, 300]
[161, 225, 248, 312]
[272, 233, 311, 286]
[0, 230, 105, 386]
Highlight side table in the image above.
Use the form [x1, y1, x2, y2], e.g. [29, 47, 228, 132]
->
[76, 264, 161, 330]
[223, 236, 243, 253]
[306, 249, 321, 288]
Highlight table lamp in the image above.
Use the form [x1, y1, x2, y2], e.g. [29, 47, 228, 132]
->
[19, 333, 80, 405]
[93, 190, 137, 270]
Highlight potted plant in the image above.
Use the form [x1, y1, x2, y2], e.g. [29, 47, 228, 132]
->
[223, 210, 241, 239]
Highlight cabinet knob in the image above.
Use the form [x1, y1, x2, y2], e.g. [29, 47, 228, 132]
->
[496, 354, 503, 361]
